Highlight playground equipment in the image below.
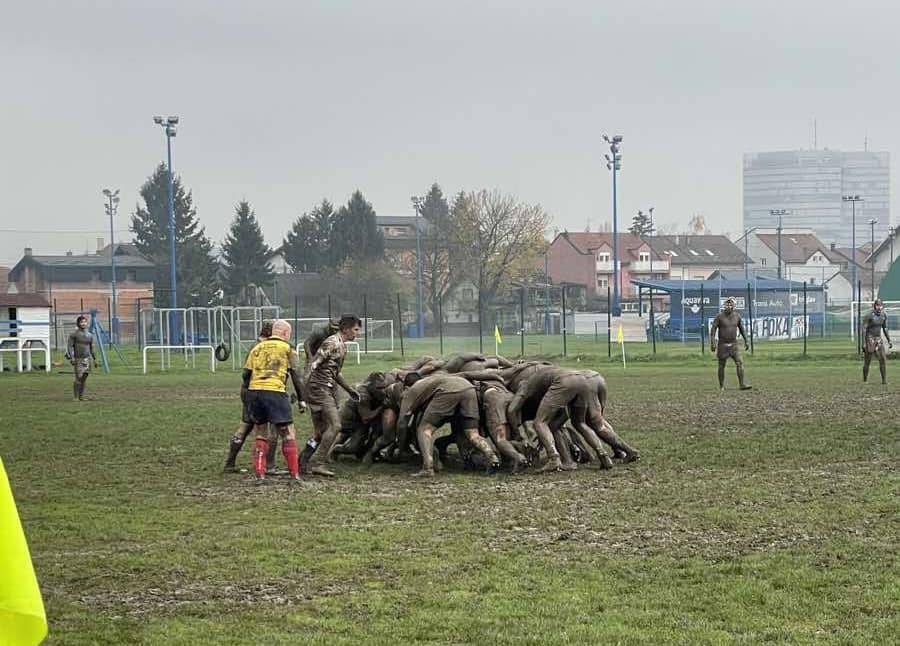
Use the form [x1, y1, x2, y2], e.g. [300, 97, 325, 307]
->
[0, 295, 51, 373]
[139, 306, 280, 373]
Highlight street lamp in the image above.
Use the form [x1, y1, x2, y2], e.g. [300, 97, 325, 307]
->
[869, 218, 878, 298]
[102, 188, 120, 343]
[410, 195, 425, 339]
[153, 115, 179, 316]
[842, 195, 863, 305]
[604, 133, 623, 316]
[890, 226, 897, 266]
[770, 209, 787, 279]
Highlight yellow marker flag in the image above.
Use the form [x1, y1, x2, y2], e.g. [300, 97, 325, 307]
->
[494, 325, 502, 345]
[0, 457, 47, 646]
[616, 324, 624, 343]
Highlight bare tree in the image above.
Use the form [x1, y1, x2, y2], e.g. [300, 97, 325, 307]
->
[452, 189, 549, 308]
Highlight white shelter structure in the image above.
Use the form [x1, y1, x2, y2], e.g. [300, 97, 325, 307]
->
[0, 294, 51, 373]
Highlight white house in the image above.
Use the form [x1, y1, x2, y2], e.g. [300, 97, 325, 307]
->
[735, 228, 844, 288]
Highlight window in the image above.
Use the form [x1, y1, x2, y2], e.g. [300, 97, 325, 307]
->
[461, 287, 474, 300]
[689, 249, 700, 256]
[597, 277, 609, 288]
[597, 252, 610, 262]
[126, 270, 136, 282]
[810, 277, 816, 285]
[639, 252, 650, 262]
[668, 250, 678, 257]
[91, 271, 101, 282]
[761, 258, 767, 266]
[704, 249, 715, 256]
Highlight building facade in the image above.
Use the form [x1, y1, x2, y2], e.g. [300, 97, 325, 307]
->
[743, 150, 890, 247]
[647, 234, 751, 281]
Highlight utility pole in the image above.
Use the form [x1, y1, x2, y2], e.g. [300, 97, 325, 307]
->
[842, 195, 863, 306]
[770, 209, 787, 279]
[102, 189, 120, 343]
[604, 134, 623, 315]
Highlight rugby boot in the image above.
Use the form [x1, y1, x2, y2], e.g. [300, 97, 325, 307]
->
[598, 454, 614, 470]
[308, 464, 336, 477]
[223, 436, 244, 472]
[411, 468, 435, 478]
[537, 456, 562, 473]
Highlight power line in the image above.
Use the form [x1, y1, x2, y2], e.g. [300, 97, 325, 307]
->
[0, 228, 132, 234]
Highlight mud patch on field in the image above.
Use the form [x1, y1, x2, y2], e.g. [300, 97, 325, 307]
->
[79, 577, 356, 617]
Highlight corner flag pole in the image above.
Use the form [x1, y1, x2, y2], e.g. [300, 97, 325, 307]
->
[617, 323, 626, 369]
[494, 324, 502, 355]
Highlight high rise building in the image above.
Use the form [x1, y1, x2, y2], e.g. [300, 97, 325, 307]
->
[743, 150, 890, 247]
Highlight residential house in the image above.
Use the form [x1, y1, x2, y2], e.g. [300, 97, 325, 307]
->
[825, 271, 885, 304]
[864, 233, 899, 274]
[0, 266, 9, 294]
[734, 229, 843, 288]
[7, 245, 156, 340]
[647, 235, 751, 281]
[546, 232, 669, 302]
[377, 215, 429, 278]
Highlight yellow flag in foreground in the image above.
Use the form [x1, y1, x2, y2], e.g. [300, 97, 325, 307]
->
[616, 324, 624, 344]
[0, 457, 47, 646]
[494, 325, 502, 345]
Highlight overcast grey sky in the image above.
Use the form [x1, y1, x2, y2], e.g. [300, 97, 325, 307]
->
[1, 0, 896, 266]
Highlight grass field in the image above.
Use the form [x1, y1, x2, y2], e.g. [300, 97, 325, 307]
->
[1, 350, 898, 645]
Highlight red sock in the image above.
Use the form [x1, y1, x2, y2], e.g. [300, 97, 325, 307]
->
[282, 439, 299, 478]
[254, 438, 269, 477]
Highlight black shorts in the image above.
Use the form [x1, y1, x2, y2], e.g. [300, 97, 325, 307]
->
[247, 390, 293, 426]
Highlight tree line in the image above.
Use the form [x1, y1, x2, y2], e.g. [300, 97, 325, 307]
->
[130, 164, 549, 320]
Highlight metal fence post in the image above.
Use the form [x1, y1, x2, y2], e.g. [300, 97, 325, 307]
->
[328, 294, 332, 322]
[561, 285, 567, 357]
[857, 280, 862, 355]
[363, 293, 368, 355]
[478, 292, 483, 354]
[438, 293, 444, 356]
[746, 282, 754, 355]
[700, 284, 706, 354]
[803, 281, 808, 357]
[519, 287, 525, 357]
[650, 287, 656, 355]
[396, 293, 405, 357]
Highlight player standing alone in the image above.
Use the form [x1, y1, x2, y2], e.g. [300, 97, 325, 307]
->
[862, 299, 892, 385]
[67, 315, 97, 401]
[710, 298, 752, 391]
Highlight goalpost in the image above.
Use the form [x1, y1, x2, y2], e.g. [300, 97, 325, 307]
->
[285, 317, 395, 361]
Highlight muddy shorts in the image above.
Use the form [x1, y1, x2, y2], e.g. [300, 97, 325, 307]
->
[535, 374, 584, 422]
[421, 388, 479, 430]
[247, 390, 293, 426]
[483, 387, 513, 430]
[74, 358, 91, 379]
[865, 336, 886, 357]
[717, 342, 742, 362]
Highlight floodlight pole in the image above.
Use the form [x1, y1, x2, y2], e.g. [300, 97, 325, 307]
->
[103, 189, 120, 343]
[605, 134, 623, 316]
[411, 196, 425, 339]
[843, 195, 863, 306]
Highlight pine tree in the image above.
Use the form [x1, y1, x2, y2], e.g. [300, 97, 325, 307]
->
[282, 199, 336, 272]
[131, 163, 220, 306]
[333, 190, 384, 262]
[420, 183, 455, 320]
[221, 201, 274, 303]
[629, 210, 654, 236]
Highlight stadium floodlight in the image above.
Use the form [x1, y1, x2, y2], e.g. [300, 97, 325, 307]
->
[153, 115, 181, 342]
[410, 196, 425, 339]
[605, 131, 624, 315]
[167, 116, 179, 124]
[103, 187, 122, 342]
[153, 115, 164, 124]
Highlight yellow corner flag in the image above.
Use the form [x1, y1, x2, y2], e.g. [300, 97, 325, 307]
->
[616, 324, 624, 343]
[0, 457, 47, 645]
[494, 325, 502, 345]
